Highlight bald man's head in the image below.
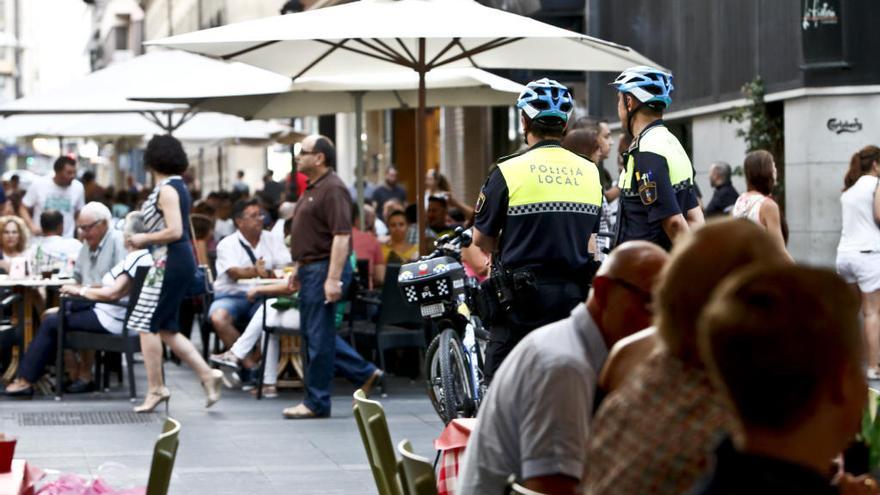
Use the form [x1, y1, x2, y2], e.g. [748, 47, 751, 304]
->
[656, 217, 789, 365]
[297, 134, 336, 176]
[589, 241, 668, 348]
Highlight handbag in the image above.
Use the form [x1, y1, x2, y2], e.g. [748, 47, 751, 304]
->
[185, 216, 213, 297]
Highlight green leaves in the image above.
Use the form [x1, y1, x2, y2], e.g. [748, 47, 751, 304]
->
[723, 76, 783, 153]
[861, 389, 880, 470]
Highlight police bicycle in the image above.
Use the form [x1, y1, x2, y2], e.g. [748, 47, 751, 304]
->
[398, 227, 489, 424]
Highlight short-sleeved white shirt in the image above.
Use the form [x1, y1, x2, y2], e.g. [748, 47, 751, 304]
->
[22, 176, 85, 238]
[213, 230, 292, 295]
[94, 249, 153, 334]
[457, 304, 609, 495]
[838, 175, 880, 252]
[28, 235, 83, 264]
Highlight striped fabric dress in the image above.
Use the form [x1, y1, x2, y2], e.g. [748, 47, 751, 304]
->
[129, 175, 195, 333]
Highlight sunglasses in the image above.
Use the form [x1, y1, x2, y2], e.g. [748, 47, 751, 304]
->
[606, 276, 653, 309]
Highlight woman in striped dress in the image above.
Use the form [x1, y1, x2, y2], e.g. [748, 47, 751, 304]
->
[128, 135, 222, 413]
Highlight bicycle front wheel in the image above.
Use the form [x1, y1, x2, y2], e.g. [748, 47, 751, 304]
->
[438, 328, 475, 423]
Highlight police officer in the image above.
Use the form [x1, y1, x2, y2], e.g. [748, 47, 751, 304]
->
[473, 78, 603, 381]
[611, 66, 704, 250]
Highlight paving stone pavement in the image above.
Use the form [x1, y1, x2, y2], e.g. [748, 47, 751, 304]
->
[0, 362, 443, 494]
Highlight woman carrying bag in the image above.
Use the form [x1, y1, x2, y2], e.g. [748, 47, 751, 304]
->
[128, 135, 223, 413]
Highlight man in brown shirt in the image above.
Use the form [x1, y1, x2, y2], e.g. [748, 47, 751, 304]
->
[284, 134, 382, 419]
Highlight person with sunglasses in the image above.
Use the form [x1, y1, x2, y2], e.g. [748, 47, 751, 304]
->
[584, 218, 790, 495]
[458, 241, 667, 495]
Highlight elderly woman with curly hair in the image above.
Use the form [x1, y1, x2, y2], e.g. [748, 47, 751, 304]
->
[0, 215, 28, 273]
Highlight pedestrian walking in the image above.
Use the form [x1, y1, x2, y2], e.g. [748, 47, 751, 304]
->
[732, 150, 792, 261]
[283, 134, 382, 419]
[836, 145, 880, 379]
[473, 78, 604, 381]
[703, 161, 739, 216]
[128, 135, 223, 413]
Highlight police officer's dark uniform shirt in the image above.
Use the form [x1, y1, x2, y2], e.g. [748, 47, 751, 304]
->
[617, 120, 699, 250]
[474, 140, 603, 274]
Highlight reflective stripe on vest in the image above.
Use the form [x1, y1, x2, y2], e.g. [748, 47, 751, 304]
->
[498, 146, 602, 214]
[618, 125, 694, 193]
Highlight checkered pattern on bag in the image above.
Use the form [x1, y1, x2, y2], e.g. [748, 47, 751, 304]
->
[507, 201, 599, 216]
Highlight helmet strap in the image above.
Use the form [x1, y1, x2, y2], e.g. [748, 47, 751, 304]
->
[624, 94, 645, 139]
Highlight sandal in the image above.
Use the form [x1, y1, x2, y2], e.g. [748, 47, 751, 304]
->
[249, 385, 278, 399]
[5, 380, 34, 397]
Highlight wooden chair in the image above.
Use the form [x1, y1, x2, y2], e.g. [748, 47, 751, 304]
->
[255, 297, 304, 399]
[353, 389, 403, 495]
[397, 439, 438, 495]
[55, 266, 149, 400]
[146, 418, 181, 495]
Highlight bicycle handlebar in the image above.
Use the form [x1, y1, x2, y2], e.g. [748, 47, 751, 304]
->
[421, 226, 473, 261]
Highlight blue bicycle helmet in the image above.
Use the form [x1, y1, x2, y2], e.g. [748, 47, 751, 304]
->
[610, 66, 674, 110]
[516, 78, 574, 124]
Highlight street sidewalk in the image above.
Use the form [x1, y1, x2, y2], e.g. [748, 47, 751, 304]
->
[0, 364, 442, 494]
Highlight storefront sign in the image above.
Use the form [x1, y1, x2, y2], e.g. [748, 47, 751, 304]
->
[801, 0, 846, 68]
[827, 118, 862, 134]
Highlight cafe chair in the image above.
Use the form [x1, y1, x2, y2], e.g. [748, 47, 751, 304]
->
[353, 264, 426, 392]
[146, 417, 181, 495]
[255, 297, 303, 400]
[397, 439, 438, 495]
[55, 266, 150, 400]
[0, 291, 22, 378]
[353, 389, 403, 495]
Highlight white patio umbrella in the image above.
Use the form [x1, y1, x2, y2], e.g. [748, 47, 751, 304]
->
[149, 0, 661, 250]
[130, 66, 525, 214]
[0, 49, 292, 132]
[0, 112, 287, 142]
[130, 67, 522, 118]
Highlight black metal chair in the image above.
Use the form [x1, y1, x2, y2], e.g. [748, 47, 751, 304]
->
[0, 291, 23, 380]
[55, 265, 150, 400]
[357, 264, 426, 392]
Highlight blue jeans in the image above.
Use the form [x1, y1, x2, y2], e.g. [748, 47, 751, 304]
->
[19, 303, 109, 383]
[208, 293, 260, 324]
[299, 259, 375, 416]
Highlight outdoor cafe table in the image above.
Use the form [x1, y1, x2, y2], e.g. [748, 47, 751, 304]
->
[0, 276, 76, 381]
[239, 278, 285, 286]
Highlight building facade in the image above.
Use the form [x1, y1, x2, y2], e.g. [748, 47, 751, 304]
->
[590, 0, 880, 265]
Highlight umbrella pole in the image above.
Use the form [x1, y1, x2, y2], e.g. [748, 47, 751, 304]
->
[353, 91, 366, 231]
[416, 38, 427, 255]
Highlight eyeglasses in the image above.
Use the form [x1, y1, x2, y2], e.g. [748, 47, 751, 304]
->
[606, 276, 653, 308]
[243, 212, 265, 220]
[297, 149, 318, 156]
[76, 220, 103, 232]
